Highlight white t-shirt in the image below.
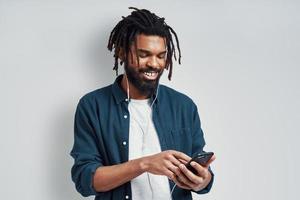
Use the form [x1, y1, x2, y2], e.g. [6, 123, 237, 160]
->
[128, 98, 171, 200]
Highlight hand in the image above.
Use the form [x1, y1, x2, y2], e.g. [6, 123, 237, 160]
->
[142, 150, 191, 180]
[172, 154, 216, 191]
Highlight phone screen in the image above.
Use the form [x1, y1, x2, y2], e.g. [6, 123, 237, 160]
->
[185, 152, 214, 174]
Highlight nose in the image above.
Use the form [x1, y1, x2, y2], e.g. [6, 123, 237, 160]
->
[146, 56, 160, 69]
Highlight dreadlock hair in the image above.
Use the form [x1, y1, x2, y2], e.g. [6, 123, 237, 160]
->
[107, 7, 181, 80]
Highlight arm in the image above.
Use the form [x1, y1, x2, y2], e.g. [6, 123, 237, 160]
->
[70, 98, 104, 197]
[92, 157, 145, 192]
[189, 103, 215, 193]
[171, 103, 215, 193]
[93, 150, 192, 192]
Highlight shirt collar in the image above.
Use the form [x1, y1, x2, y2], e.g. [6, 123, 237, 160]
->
[112, 74, 160, 104]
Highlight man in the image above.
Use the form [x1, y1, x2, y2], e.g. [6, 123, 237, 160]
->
[70, 7, 215, 200]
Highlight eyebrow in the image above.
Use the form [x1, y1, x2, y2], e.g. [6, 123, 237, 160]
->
[137, 48, 167, 55]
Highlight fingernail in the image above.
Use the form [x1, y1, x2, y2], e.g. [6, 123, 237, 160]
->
[191, 162, 196, 166]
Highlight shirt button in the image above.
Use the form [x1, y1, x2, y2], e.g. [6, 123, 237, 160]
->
[122, 141, 127, 146]
[125, 98, 129, 102]
[124, 115, 128, 119]
[125, 195, 129, 199]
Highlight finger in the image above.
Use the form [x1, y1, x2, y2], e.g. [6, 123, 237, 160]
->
[166, 161, 182, 177]
[176, 173, 199, 189]
[165, 168, 176, 180]
[179, 163, 204, 185]
[166, 155, 191, 176]
[178, 158, 188, 165]
[190, 161, 209, 178]
[172, 176, 192, 190]
[165, 161, 196, 187]
[170, 150, 191, 162]
[167, 154, 183, 167]
[203, 154, 216, 168]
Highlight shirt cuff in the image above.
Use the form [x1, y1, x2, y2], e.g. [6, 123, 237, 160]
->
[77, 163, 103, 197]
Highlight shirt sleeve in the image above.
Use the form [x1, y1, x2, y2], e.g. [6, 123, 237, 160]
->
[191, 103, 215, 194]
[70, 98, 104, 197]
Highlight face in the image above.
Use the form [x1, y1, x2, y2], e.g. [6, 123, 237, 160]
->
[124, 34, 167, 96]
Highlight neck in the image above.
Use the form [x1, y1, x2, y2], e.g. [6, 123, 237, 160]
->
[121, 75, 150, 100]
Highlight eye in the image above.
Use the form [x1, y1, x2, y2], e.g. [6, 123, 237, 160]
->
[158, 53, 166, 59]
[138, 52, 148, 58]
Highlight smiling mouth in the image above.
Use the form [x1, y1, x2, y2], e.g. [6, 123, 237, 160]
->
[142, 71, 159, 80]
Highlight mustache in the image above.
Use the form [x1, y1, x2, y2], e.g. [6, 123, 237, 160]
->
[139, 67, 162, 73]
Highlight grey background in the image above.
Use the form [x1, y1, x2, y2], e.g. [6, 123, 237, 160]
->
[0, 0, 299, 199]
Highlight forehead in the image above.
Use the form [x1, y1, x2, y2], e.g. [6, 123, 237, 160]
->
[133, 34, 166, 52]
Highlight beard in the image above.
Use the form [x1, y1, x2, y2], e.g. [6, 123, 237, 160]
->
[124, 63, 164, 97]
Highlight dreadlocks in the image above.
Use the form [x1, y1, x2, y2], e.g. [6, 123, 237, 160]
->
[107, 7, 181, 80]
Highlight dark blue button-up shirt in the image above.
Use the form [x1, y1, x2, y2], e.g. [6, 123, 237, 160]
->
[70, 75, 214, 200]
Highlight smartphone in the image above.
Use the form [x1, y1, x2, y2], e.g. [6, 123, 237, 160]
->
[185, 152, 214, 174]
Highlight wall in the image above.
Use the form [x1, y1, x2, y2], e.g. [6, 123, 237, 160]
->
[0, 0, 299, 199]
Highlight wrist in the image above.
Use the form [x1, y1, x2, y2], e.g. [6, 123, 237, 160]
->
[138, 156, 150, 173]
[200, 170, 212, 190]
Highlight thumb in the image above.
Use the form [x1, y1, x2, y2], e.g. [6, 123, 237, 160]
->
[204, 154, 216, 168]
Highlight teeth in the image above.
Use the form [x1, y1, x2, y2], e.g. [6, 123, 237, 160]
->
[144, 72, 157, 77]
